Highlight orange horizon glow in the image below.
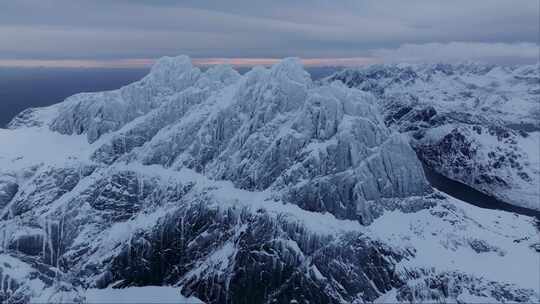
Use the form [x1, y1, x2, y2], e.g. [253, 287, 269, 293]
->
[0, 57, 380, 69]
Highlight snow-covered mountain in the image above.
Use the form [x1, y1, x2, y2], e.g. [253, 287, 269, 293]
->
[0, 56, 538, 303]
[326, 63, 540, 211]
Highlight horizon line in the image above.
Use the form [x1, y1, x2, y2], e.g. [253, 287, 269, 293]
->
[0, 57, 381, 69]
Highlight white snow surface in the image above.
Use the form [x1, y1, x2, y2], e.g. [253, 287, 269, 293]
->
[0, 127, 91, 172]
[369, 192, 539, 291]
[84, 286, 203, 303]
[30, 286, 203, 303]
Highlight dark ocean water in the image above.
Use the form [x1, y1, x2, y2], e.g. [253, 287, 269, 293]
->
[0, 66, 339, 128]
[0, 68, 149, 127]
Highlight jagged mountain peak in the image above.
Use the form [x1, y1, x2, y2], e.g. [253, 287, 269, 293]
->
[150, 55, 193, 74]
[141, 55, 201, 90]
[269, 57, 310, 83]
[202, 64, 241, 85]
[1, 56, 539, 303]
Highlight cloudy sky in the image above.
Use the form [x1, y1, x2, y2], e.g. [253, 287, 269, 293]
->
[0, 0, 538, 67]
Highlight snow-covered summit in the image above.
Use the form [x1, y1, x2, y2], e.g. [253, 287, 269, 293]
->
[148, 55, 193, 78]
[1, 56, 539, 303]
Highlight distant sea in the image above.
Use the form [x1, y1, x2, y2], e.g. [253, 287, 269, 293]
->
[0, 66, 339, 128]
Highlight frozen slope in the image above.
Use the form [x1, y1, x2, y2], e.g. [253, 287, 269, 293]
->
[327, 63, 540, 211]
[326, 63, 540, 128]
[0, 56, 538, 303]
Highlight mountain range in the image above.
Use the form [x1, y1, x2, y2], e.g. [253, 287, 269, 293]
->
[0, 56, 538, 303]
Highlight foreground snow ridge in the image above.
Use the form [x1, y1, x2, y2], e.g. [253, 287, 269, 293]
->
[0, 55, 538, 303]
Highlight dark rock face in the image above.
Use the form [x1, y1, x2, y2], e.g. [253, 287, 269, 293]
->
[395, 270, 538, 303]
[6, 108, 46, 129]
[86, 171, 156, 220]
[88, 204, 407, 304]
[468, 239, 502, 254]
[8, 165, 95, 217]
[414, 124, 536, 208]
[0, 176, 18, 209]
[8, 232, 45, 256]
[416, 129, 480, 182]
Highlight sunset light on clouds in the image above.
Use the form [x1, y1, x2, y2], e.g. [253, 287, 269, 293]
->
[0, 57, 381, 68]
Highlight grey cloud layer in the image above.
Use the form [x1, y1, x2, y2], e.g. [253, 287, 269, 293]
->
[0, 0, 538, 63]
[374, 42, 539, 64]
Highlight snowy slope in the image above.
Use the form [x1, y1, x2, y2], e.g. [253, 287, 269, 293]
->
[326, 63, 540, 128]
[0, 56, 538, 303]
[327, 63, 540, 211]
[48, 286, 203, 303]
